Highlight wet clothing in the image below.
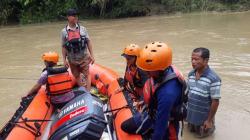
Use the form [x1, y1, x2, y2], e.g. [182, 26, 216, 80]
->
[187, 66, 221, 126]
[61, 23, 92, 88]
[61, 24, 91, 65]
[121, 66, 183, 140]
[38, 70, 75, 105]
[68, 60, 91, 88]
[187, 122, 215, 138]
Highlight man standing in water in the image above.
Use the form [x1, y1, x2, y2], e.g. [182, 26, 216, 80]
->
[61, 8, 94, 91]
[187, 47, 221, 138]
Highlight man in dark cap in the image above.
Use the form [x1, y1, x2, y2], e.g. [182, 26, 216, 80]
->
[61, 8, 95, 91]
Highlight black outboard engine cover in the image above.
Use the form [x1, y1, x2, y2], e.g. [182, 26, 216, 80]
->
[49, 91, 106, 140]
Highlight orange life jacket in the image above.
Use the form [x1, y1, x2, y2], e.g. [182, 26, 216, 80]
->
[143, 65, 187, 140]
[64, 24, 87, 53]
[124, 66, 144, 99]
[143, 65, 186, 105]
[124, 66, 137, 85]
[46, 66, 73, 96]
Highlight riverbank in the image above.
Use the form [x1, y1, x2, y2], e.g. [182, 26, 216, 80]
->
[0, 11, 250, 140]
[147, 2, 250, 15]
[1, 0, 250, 25]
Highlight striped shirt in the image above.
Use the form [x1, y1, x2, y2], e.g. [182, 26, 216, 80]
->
[186, 66, 221, 125]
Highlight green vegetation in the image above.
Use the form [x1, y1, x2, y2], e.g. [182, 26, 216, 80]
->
[1, 0, 250, 25]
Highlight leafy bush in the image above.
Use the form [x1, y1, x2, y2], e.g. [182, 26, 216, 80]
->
[105, 0, 150, 18]
[0, 0, 14, 25]
[1, 0, 250, 25]
[19, 0, 77, 24]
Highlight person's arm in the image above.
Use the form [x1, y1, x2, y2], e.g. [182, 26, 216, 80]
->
[27, 71, 48, 96]
[204, 79, 221, 129]
[114, 67, 128, 94]
[27, 83, 42, 96]
[87, 39, 95, 64]
[62, 47, 69, 67]
[152, 80, 181, 140]
[61, 29, 69, 67]
[83, 27, 95, 64]
[204, 99, 219, 129]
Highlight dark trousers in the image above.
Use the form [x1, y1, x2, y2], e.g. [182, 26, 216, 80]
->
[121, 112, 153, 135]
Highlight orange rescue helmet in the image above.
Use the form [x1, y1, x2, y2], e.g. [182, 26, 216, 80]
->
[136, 41, 172, 71]
[122, 44, 140, 57]
[42, 52, 59, 63]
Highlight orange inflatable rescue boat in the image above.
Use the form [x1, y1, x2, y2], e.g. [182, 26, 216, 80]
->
[0, 64, 142, 140]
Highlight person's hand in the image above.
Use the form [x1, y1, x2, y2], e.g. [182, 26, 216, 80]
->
[90, 56, 95, 64]
[133, 101, 144, 113]
[63, 59, 69, 68]
[203, 120, 213, 130]
[21, 95, 27, 101]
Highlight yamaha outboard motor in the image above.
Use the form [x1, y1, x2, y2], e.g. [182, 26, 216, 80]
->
[49, 90, 106, 140]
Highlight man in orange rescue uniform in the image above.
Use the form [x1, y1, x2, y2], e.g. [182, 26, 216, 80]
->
[116, 44, 147, 101]
[122, 42, 186, 140]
